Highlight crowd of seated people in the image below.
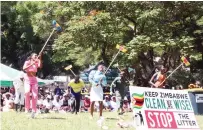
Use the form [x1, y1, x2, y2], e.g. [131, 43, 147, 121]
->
[0, 86, 132, 113]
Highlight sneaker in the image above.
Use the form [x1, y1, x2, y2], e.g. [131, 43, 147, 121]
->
[97, 117, 105, 127]
[100, 116, 105, 121]
[25, 110, 29, 114]
[97, 119, 103, 127]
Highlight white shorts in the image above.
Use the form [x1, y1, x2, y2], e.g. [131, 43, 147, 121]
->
[90, 86, 103, 102]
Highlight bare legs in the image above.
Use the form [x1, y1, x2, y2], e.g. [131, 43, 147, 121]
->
[90, 101, 95, 117]
[90, 101, 103, 118]
[99, 101, 103, 117]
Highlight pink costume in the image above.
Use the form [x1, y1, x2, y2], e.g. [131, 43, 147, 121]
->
[23, 60, 41, 112]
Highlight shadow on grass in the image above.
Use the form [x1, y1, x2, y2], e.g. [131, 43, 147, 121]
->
[37, 117, 66, 120]
[106, 117, 119, 120]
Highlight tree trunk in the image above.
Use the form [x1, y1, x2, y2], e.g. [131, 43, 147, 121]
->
[101, 42, 108, 66]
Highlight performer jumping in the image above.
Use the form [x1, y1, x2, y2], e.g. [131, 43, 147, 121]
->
[110, 70, 129, 115]
[89, 65, 107, 126]
[23, 53, 42, 118]
[13, 72, 25, 112]
[68, 75, 85, 115]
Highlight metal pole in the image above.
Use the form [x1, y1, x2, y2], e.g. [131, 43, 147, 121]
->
[38, 29, 55, 55]
[70, 69, 76, 76]
[105, 50, 121, 74]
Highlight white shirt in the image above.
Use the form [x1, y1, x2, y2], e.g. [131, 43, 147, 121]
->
[53, 100, 63, 109]
[5, 99, 13, 108]
[80, 100, 84, 107]
[110, 101, 118, 109]
[43, 100, 53, 109]
[37, 99, 44, 105]
[103, 100, 110, 107]
[68, 98, 74, 106]
[13, 78, 24, 92]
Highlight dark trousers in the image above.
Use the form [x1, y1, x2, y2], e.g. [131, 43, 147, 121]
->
[71, 88, 81, 113]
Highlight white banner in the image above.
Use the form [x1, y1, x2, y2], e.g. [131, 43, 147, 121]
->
[129, 86, 200, 130]
[53, 76, 68, 82]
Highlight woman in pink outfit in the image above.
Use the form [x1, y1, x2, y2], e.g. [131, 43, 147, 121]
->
[23, 53, 42, 118]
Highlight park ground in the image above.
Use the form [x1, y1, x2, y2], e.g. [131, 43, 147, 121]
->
[1, 111, 203, 130]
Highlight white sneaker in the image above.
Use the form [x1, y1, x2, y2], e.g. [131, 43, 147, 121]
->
[97, 119, 103, 127]
[97, 117, 105, 127]
[100, 116, 105, 120]
[25, 110, 29, 114]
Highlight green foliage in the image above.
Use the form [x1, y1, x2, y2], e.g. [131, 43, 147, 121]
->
[1, 1, 203, 85]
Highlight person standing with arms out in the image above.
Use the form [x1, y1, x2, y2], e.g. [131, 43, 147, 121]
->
[23, 53, 42, 118]
[88, 65, 107, 126]
[68, 75, 85, 114]
[110, 70, 129, 115]
[149, 66, 167, 88]
[13, 72, 25, 112]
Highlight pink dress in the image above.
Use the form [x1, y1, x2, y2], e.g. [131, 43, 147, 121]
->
[23, 59, 41, 113]
[23, 60, 40, 85]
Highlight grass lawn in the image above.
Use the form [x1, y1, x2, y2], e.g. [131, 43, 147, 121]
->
[1, 111, 203, 130]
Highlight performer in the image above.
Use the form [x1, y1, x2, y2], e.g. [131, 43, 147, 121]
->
[149, 66, 166, 88]
[68, 75, 85, 114]
[110, 70, 129, 115]
[13, 72, 24, 112]
[23, 53, 42, 118]
[89, 65, 107, 125]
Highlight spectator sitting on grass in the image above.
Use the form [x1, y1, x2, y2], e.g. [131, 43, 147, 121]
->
[80, 95, 85, 112]
[61, 94, 70, 112]
[110, 96, 118, 112]
[42, 95, 53, 113]
[37, 95, 45, 113]
[52, 95, 63, 113]
[2, 92, 14, 112]
[68, 94, 75, 112]
[103, 95, 111, 111]
[83, 95, 90, 112]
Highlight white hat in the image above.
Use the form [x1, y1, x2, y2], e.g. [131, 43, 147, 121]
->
[111, 96, 116, 99]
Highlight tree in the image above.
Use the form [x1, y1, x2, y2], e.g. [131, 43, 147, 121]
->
[2, 1, 203, 86]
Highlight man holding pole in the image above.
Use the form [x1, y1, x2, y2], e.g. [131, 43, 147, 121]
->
[149, 56, 190, 88]
[19, 20, 61, 118]
[110, 70, 129, 115]
[149, 66, 167, 88]
[89, 65, 107, 126]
